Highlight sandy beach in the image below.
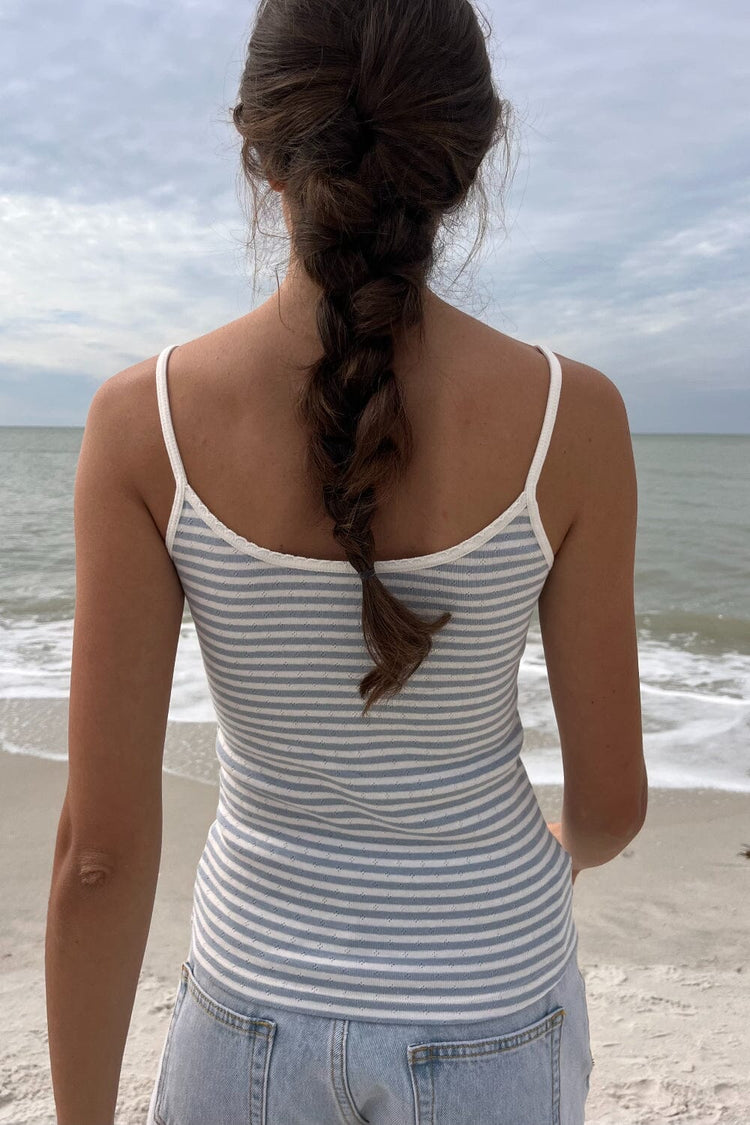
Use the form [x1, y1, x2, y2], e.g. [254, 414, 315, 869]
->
[1, 735, 748, 1125]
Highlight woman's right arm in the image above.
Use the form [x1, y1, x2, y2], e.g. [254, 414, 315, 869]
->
[539, 361, 648, 873]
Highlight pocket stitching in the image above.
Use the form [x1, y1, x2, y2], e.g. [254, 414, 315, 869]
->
[181, 960, 276, 1038]
[330, 1020, 370, 1125]
[255, 1019, 276, 1125]
[153, 972, 189, 1125]
[406, 1008, 565, 1125]
[407, 1006, 565, 1065]
[154, 961, 277, 1125]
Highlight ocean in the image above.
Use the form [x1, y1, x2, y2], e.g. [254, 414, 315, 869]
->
[1, 428, 748, 792]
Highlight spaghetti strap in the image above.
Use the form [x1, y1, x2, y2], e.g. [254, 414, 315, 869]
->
[156, 344, 187, 487]
[155, 344, 186, 557]
[525, 344, 562, 497]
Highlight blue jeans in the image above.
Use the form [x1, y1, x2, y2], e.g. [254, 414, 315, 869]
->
[147, 943, 594, 1125]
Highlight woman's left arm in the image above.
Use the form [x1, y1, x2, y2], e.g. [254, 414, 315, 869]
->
[46, 367, 185, 1125]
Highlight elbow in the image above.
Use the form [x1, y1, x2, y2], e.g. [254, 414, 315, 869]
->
[73, 848, 119, 888]
[565, 762, 649, 839]
[51, 846, 121, 893]
[632, 764, 649, 829]
[51, 799, 119, 890]
[614, 778, 649, 841]
[610, 762, 649, 838]
[51, 795, 162, 892]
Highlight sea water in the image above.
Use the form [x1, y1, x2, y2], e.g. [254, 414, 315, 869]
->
[1, 427, 748, 791]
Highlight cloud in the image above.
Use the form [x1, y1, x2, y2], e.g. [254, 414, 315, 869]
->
[0, 191, 248, 375]
[1, 0, 748, 429]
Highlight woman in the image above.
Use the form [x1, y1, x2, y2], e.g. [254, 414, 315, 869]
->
[46, 1, 647, 1123]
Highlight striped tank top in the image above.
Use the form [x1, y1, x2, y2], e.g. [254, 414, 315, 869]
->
[156, 340, 577, 1023]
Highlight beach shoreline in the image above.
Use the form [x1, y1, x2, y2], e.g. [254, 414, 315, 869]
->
[1, 747, 748, 1124]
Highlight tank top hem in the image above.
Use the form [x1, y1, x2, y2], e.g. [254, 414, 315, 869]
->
[185, 921, 580, 1025]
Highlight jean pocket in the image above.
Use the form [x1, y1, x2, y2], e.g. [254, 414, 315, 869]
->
[407, 1005, 565, 1125]
[153, 960, 277, 1125]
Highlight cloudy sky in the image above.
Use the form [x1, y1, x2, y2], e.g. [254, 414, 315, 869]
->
[2, 0, 748, 431]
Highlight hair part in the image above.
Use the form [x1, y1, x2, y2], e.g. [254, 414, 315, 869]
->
[231, 0, 515, 714]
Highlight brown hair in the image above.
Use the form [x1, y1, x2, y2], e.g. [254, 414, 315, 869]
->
[231, 0, 514, 714]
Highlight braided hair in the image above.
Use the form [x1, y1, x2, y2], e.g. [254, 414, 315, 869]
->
[231, 0, 512, 714]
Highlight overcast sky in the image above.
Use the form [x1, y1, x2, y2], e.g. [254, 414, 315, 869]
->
[1, 0, 748, 431]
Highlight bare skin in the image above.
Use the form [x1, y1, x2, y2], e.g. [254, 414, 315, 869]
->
[138, 279, 581, 567]
[46, 235, 643, 1123]
[548, 820, 581, 884]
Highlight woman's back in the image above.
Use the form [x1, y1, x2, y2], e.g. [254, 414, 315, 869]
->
[112, 285, 638, 1025]
[140, 289, 580, 566]
[135, 289, 643, 853]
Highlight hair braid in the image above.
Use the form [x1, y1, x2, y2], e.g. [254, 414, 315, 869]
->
[289, 165, 452, 713]
[231, 0, 512, 714]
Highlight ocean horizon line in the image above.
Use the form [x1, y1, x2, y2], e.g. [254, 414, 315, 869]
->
[2, 425, 750, 437]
